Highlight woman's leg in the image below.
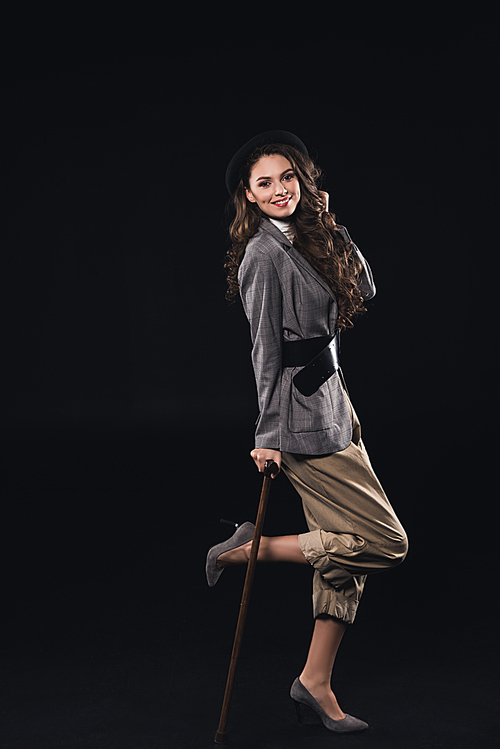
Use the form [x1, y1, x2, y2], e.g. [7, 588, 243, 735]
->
[217, 534, 308, 567]
[218, 536, 348, 719]
[299, 616, 347, 720]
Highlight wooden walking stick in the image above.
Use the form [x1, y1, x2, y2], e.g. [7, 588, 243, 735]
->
[214, 459, 279, 744]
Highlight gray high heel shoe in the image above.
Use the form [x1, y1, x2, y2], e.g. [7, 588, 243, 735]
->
[290, 677, 369, 733]
[205, 522, 256, 587]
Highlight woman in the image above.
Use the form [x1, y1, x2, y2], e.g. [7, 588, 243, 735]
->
[206, 130, 408, 734]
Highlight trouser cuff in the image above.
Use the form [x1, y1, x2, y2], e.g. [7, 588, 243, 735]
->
[312, 588, 360, 624]
[298, 530, 365, 624]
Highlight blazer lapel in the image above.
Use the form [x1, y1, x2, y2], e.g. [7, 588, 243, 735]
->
[259, 219, 336, 301]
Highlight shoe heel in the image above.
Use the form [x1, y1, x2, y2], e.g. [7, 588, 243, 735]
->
[220, 518, 239, 529]
[292, 699, 303, 726]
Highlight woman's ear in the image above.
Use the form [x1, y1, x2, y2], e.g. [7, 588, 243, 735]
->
[245, 188, 256, 203]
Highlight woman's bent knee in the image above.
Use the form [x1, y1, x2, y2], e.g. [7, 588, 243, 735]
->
[385, 532, 409, 569]
[370, 531, 408, 572]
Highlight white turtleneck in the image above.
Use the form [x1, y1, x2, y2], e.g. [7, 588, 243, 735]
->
[269, 217, 294, 243]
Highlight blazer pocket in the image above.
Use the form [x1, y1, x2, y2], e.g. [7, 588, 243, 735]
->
[288, 376, 336, 433]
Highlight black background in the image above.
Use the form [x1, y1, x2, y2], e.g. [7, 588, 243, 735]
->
[2, 6, 497, 748]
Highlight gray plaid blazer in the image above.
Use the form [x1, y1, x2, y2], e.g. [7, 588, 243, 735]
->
[238, 218, 376, 455]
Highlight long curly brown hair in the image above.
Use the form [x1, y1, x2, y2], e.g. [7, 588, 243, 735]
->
[224, 143, 367, 330]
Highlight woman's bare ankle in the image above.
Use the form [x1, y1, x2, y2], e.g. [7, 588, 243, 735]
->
[217, 540, 251, 568]
[299, 672, 329, 691]
[298, 673, 346, 721]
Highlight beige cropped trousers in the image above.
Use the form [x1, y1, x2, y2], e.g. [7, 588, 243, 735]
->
[281, 386, 408, 625]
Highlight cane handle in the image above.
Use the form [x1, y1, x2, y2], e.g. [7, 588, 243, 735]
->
[264, 460, 279, 478]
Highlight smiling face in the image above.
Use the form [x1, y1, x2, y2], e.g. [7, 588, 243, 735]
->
[245, 154, 301, 220]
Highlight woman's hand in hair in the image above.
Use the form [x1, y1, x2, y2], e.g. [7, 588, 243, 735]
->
[250, 448, 281, 478]
[319, 190, 339, 229]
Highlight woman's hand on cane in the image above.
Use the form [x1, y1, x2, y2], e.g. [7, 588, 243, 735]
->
[250, 448, 281, 478]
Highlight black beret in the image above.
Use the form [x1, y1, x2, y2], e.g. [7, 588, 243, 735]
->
[225, 130, 309, 196]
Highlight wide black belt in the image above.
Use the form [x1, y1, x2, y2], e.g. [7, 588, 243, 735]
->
[282, 334, 340, 396]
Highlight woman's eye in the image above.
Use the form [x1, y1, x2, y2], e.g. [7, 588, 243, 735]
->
[258, 181, 271, 188]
